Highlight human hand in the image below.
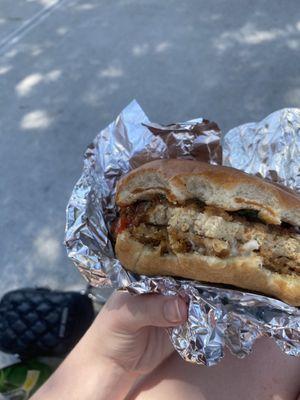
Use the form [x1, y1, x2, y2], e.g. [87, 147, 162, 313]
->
[84, 291, 188, 375]
[32, 291, 187, 400]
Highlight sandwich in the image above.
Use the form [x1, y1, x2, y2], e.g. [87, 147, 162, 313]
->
[114, 159, 300, 305]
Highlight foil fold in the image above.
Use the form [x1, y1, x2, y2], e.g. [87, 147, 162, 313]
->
[223, 108, 300, 193]
[65, 100, 300, 366]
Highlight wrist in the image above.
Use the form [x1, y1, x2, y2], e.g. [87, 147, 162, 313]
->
[33, 337, 138, 400]
[96, 355, 139, 395]
[79, 327, 139, 399]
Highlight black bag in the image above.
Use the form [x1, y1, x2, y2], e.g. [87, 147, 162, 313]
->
[0, 288, 95, 359]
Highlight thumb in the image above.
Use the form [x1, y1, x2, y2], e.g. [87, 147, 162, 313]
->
[107, 292, 188, 332]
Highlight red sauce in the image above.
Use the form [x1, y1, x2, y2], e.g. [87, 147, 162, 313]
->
[113, 198, 162, 236]
[115, 215, 130, 234]
[113, 209, 135, 235]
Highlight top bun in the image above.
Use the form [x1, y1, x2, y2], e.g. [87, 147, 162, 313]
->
[116, 159, 300, 226]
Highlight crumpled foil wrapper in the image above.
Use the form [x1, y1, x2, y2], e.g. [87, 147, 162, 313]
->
[65, 101, 300, 366]
[223, 108, 300, 193]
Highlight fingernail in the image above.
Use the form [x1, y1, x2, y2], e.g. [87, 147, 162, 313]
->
[163, 298, 186, 323]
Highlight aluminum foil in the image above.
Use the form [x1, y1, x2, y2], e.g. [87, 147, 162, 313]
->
[65, 101, 300, 366]
[223, 108, 300, 194]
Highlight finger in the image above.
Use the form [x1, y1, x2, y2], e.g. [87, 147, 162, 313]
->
[105, 292, 188, 331]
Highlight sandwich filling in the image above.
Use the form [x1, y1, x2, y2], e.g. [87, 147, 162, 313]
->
[115, 196, 300, 276]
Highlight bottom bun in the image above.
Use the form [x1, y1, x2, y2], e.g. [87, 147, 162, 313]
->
[116, 231, 300, 306]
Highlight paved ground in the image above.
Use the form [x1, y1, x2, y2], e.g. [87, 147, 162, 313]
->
[1, 0, 300, 365]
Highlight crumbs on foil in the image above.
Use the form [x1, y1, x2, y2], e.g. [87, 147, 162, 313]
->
[65, 101, 300, 366]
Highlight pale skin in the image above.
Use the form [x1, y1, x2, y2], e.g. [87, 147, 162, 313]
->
[32, 291, 300, 400]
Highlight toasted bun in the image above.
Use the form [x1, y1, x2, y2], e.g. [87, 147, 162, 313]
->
[116, 231, 300, 306]
[116, 159, 300, 226]
[115, 160, 300, 305]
